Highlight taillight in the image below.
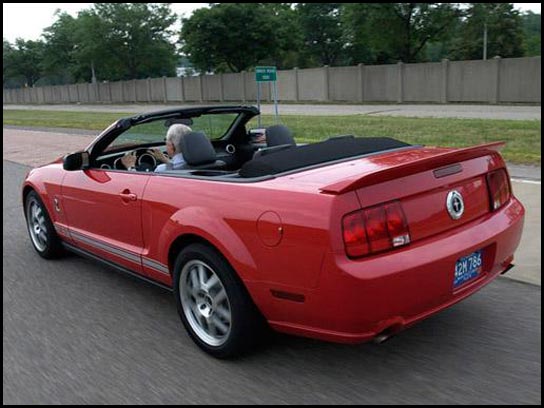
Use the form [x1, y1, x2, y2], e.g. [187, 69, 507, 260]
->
[342, 200, 410, 258]
[486, 169, 511, 211]
[342, 211, 368, 258]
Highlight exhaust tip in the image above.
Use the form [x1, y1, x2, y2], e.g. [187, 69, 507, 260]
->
[373, 333, 392, 344]
[500, 263, 515, 275]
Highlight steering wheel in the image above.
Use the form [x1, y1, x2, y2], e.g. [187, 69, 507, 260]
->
[136, 149, 157, 172]
[112, 149, 158, 171]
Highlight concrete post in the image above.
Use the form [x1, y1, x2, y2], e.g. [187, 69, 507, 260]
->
[441, 59, 449, 104]
[133, 79, 137, 103]
[294, 68, 299, 102]
[198, 75, 204, 103]
[397, 61, 404, 103]
[95, 82, 100, 103]
[162, 76, 167, 103]
[241, 71, 247, 102]
[492, 56, 501, 104]
[219, 73, 224, 102]
[180, 76, 185, 102]
[146, 78, 151, 102]
[358, 63, 365, 103]
[323, 65, 330, 102]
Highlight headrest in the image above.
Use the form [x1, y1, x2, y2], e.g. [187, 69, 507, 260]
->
[266, 125, 295, 147]
[180, 131, 216, 165]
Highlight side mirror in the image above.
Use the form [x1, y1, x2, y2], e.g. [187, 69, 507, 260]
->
[63, 151, 90, 171]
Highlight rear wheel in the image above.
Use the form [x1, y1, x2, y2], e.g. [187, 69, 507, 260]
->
[25, 191, 63, 259]
[173, 243, 264, 358]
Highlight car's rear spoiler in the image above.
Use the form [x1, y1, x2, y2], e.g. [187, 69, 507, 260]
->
[320, 142, 505, 194]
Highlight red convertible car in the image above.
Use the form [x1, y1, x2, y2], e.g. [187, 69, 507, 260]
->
[22, 106, 525, 358]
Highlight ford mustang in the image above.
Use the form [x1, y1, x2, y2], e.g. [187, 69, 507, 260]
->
[22, 106, 525, 358]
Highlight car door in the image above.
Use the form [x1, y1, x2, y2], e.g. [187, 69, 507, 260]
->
[61, 168, 150, 274]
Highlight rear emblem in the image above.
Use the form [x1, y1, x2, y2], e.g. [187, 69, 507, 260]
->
[446, 190, 464, 220]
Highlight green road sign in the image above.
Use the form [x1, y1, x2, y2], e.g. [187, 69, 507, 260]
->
[255, 66, 277, 82]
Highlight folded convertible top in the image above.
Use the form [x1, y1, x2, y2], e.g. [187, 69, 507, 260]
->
[239, 136, 412, 178]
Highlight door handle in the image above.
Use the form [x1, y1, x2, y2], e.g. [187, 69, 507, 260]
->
[119, 190, 137, 201]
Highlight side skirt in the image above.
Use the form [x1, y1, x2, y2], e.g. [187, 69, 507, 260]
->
[62, 242, 173, 293]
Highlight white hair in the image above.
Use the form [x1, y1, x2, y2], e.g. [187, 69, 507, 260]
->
[166, 124, 192, 154]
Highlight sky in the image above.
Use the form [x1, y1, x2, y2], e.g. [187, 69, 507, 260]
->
[3, 2, 542, 43]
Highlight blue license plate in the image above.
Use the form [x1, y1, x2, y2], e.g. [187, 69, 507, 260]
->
[454, 250, 483, 288]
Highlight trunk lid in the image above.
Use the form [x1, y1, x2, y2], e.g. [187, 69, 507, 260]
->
[299, 142, 506, 243]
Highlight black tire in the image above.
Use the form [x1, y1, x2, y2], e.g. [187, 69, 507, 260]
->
[24, 190, 63, 259]
[173, 243, 264, 358]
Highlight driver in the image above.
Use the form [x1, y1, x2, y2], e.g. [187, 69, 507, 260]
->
[121, 124, 192, 172]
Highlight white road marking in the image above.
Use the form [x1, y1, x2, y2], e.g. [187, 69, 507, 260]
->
[511, 178, 541, 185]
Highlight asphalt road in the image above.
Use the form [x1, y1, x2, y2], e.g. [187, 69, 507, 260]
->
[3, 160, 541, 404]
[4, 103, 542, 120]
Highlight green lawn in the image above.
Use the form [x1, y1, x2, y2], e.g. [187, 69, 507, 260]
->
[3, 109, 541, 165]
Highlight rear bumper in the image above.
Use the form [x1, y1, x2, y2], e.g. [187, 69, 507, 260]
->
[268, 197, 525, 343]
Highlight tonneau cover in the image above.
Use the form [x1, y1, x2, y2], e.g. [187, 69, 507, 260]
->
[239, 137, 411, 178]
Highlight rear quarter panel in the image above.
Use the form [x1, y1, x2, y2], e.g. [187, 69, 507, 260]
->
[141, 174, 360, 291]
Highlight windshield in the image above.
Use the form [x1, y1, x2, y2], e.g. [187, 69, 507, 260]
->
[105, 112, 239, 151]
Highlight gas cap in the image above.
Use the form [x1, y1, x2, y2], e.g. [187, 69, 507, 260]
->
[257, 211, 283, 247]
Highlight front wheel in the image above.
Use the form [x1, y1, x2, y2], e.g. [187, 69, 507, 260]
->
[24, 191, 63, 259]
[173, 243, 264, 358]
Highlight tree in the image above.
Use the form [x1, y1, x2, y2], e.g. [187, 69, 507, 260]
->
[452, 3, 524, 60]
[3, 39, 15, 86]
[341, 4, 377, 64]
[521, 11, 541, 56]
[181, 3, 300, 73]
[39, 3, 178, 83]
[6, 39, 45, 87]
[89, 3, 178, 80]
[296, 3, 346, 66]
[41, 11, 79, 84]
[348, 3, 461, 64]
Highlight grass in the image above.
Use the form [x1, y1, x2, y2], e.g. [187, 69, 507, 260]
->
[3, 109, 541, 165]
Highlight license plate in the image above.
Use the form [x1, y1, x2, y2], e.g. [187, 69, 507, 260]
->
[454, 250, 482, 288]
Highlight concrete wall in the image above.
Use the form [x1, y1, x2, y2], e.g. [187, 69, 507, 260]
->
[223, 72, 244, 101]
[149, 78, 164, 102]
[110, 82, 124, 103]
[499, 57, 541, 103]
[4, 57, 540, 105]
[448, 60, 495, 102]
[203, 75, 222, 101]
[165, 77, 183, 102]
[277, 69, 297, 101]
[329, 66, 359, 101]
[364, 64, 397, 102]
[298, 67, 326, 101]
[183, 76, 201, 101]
[122, 81, 136, 103]
[403, 62, 442, 102]
[135, 79, 148, 102]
